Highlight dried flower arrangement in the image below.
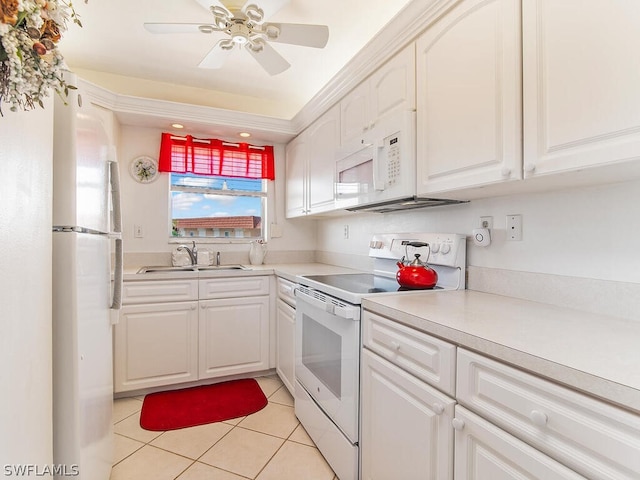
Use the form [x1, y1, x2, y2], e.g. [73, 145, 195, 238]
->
[0, 0, 86, 114]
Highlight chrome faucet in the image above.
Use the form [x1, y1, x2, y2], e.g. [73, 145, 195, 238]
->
[177, 241, 198, 265]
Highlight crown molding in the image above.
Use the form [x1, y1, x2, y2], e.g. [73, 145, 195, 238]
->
[291, 0, 459, 132]
[79, 79, 297, 143]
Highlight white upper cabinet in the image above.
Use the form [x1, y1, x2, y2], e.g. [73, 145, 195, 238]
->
[307, 104, 340, 214]
[523, 0, 640, 178]
[416, 0, 522, 196]
[340, 44, 416, 146]
[285, 104, 339, 218]
[285, 131, 308, 218]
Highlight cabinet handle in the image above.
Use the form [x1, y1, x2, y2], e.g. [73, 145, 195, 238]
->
[432, 403, 445, 415]
[452, 418, 465, 431]
[529, 410, 548, 427]
[501, 166, 511, 177]
[390, 341, 401, 351]
[525, 163, 536, 173]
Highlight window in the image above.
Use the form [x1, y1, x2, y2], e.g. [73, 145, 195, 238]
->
[159, 133, 274, 241]
[170, 174, 266, 240]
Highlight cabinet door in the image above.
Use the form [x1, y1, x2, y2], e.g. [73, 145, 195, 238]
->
[340, 81, 370, 144]
[416, 0, 522, 195]
[307, 104, 339, 214]
[360, 348, 455, 480]
[114, 301, 198, 393]
[199, 296, 270, 379]
[453, 406, 586, 480]
[285, 132, 308, 218]
[275, 298, 295, 395]
[523, 0, 640, 178]
[370, 43, 416, 123]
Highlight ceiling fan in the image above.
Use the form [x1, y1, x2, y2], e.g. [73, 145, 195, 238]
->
[144, 0, 329, 76]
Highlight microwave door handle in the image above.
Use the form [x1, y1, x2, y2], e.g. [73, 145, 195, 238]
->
[372, 140, 386, 191]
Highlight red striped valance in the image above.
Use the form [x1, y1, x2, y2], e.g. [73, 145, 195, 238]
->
[158, 133, 275, 180]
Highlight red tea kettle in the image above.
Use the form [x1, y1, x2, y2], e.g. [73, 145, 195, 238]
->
[396, 242, 438, 289]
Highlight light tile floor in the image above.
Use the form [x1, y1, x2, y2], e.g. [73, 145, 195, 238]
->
[110, 375, 338, 480]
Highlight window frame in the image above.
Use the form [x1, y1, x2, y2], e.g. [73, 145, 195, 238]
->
[168, 173, 268, 244]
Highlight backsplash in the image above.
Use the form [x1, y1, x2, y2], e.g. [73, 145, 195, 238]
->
[123, 249, 315, 269]
[467, 266, 640, 322]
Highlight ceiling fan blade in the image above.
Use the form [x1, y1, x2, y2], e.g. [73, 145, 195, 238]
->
[246, 41, 290, 76]
[198, 40, 235, 69]
[144, 23, 216, 34]
[265, 23, 329, 48]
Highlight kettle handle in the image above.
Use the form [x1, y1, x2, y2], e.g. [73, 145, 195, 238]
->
[407, 241, 429, 248]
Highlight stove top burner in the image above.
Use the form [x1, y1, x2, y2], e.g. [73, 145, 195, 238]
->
[301, 273, 443, 295]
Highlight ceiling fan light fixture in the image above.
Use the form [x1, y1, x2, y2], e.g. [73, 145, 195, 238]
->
[229, 22, 251, 44]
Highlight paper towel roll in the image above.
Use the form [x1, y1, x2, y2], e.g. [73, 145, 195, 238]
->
[197, 251, 210, 266]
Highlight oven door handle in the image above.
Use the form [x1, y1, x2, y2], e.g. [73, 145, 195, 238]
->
[295, 287, 360, 320]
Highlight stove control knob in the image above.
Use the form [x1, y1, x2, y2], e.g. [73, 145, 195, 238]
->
[431, 243, 440, 253]
[440, 243, 451, 254]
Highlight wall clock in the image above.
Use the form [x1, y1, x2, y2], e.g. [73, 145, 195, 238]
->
[129, 156, 158, 183]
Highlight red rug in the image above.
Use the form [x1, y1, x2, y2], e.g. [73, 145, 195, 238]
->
[140, 378, 268, 431]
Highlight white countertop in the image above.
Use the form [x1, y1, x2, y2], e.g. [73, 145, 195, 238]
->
[363, 290, 640, 414]
[123, 262, 361, 282]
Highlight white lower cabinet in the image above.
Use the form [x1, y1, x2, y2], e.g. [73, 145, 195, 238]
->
[199, 295, 270, 379]
[456, 348, 640, 480]
[115, 275, 272, 393]
[115, 301, 199, 393]
[360, 348, 455, 480]
[276, 297, 295, 395]
[453, 406, 585, 480]
[361, 309, 640, 480]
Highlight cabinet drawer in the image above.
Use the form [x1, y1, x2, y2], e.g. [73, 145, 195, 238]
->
[122, 280, 198, 304]
[199, 275, 270, 299]
[457, 349, 640, 480]
[363, 310, 456, 396]
[454, 405, 585, 480]
[277, 277, 296, 307]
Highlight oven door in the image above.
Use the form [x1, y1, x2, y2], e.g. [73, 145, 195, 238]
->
[294, 287, 360, 443]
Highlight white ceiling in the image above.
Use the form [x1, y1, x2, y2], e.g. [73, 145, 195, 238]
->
[60, 0, 414, 121]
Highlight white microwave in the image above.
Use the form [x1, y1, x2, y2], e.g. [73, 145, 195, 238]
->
[335, 110, 416, 210]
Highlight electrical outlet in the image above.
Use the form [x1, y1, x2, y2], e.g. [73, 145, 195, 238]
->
[344, 225, 349, 239]
[134, 224, 144, 238]
[270, 223, 283, 238]
[506, 215, 522, 241]
[480, 216, 493, 229]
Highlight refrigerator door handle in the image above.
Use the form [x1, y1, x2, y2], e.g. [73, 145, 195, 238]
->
[109, 160, 123, 311]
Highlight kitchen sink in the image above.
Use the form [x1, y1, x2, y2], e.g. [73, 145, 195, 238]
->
[197, 264, 249, 271]
[137, 264, 250, 274]
[137, 266, 198, 273]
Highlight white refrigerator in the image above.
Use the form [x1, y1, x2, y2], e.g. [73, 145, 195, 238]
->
[52, 74, 123, 480]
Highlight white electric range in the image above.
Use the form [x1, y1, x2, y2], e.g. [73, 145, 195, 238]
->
[293, 233, 466, 480]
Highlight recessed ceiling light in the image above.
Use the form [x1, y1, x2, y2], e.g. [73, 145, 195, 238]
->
[171, 123, 184, 129]
[239, 132, 251, 138]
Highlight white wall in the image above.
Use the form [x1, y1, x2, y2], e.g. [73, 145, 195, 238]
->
[318, 179, 640, 284]
[0, 105, 54, 467]
[118, 125, 316, 260]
